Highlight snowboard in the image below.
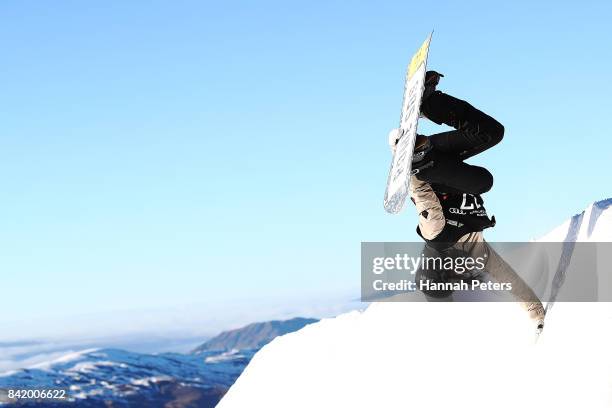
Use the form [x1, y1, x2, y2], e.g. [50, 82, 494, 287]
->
[384, 33, 433, 214]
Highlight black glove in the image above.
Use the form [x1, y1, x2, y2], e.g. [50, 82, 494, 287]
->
[411, 135, 435, 176]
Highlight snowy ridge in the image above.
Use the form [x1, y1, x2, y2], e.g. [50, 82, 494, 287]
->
[192, 317, 318, 354]
[218, 199, 612, 408]
[538, 198, 612, 242]
[0, 347, 255, 406]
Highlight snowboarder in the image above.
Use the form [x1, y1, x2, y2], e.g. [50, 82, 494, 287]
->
[389, 71, 546, 333]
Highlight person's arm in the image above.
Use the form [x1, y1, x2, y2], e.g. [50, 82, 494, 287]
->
[409, 176, 445, 240]
[457, 234, 546, 333]
[485, 245, 546, 332]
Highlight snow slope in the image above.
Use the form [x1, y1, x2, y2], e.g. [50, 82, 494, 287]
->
[218, 199, 612, 408]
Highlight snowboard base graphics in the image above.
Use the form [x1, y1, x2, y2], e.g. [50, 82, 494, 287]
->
[384, 33, 432, 214]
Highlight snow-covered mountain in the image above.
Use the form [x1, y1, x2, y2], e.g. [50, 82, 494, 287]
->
[0, 318, 316, 407]
[192, 317, 318, 353]
[218, 199, 612, 408]
[0, 347, 251, 407]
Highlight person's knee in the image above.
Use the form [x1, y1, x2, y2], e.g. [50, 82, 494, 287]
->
[467, 167, 494, 194]
[488, 120, 504, 147]
[478, 169, 494, 193]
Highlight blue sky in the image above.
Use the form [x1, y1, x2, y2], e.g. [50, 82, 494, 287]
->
[1, 1, 611, 339]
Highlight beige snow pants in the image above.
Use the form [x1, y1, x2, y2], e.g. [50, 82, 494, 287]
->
[409, 176, 545, 326]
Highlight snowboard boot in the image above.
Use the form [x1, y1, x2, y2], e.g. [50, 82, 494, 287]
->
[422, 70, 444, 102]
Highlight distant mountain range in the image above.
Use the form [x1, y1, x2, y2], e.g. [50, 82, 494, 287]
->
[192, 317, 318, 354]
[0, 317, 318, 407]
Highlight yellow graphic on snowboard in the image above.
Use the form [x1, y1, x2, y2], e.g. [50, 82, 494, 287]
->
[407, 34, 431, 81]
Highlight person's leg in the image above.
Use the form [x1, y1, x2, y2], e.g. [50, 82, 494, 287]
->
[422, 91, 504, 160]
[417, 155, 494, 195]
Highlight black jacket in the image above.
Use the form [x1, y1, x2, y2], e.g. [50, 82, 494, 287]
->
[417, 190, 496, 248]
